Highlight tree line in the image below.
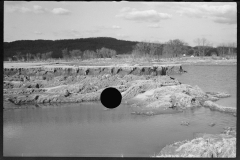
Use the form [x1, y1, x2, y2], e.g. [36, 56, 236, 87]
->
[4, 37, 137, 60]
[132, 38, 236, 59]
[4, 37, 237, 61]
[8, 47, 117, 61]
[62, 47, 116, 60]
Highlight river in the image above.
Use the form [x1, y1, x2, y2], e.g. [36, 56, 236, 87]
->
[3, 65, 237, 157]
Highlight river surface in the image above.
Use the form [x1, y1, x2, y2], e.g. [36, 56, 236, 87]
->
[3, 65, 237, 157]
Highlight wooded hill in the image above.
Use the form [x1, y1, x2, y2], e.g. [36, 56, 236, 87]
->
[4, 37, 236, 61]
[4, 37, 138, 60]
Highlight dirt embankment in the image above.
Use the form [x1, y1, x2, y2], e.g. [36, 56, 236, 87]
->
[3, 63, 183, 106]
[4, 63, 235, 116]
[4, 64, 184, 77]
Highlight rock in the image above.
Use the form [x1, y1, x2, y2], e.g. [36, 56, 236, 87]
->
[203, 101, 236, 114]
[102, 74, 110, 79]
[22, 82, 41, 88]
[63, 89, 70, 97]
[180, 121, 190, 126]
[146, 85, 202, 110]
[206, 94, 219, 101]
[170, 93, 193, 109]
[209, 123, 216, 127]
[222, 127, 236, 136]
[8, 96, 29, 105]
[36, 95, 55, 103]
[206, 92, 231, 98]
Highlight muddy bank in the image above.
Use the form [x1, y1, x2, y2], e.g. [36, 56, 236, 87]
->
[4, 66, 235, 117]
[157, 127, 236, 157]
[4, 63, 236, 116]
[4, 74, 179, 105]
[4, 64, 185, 77]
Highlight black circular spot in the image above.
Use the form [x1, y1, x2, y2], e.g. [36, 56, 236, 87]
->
[100, 87, 122, 109]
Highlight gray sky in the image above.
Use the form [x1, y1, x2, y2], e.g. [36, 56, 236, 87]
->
[4, 1, 236, 47]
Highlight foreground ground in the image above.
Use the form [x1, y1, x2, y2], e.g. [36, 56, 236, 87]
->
[156, 126, 236, 157]
[3, 58, 237, 157]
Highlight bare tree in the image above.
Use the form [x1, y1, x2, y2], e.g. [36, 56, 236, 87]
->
[96, 47, 116, 58]
[26, 53, 32, 61]
[8, 57, 12, 62]
[62, 48, 70, 59]
[35, 53, 41, 61]
[45, 51, 53, 59]
[41, 53, 47, 60]
[163, 39, 188, 58]
[133, 42, 150, 57]
[14, 52, 22, 61]
[227, 42, 236, 55]
[132, 41, 163, 58]
[69, 50, 82, 59]
[217, 42, 237, 57]
[83, 50, 97, 59]
[193, 38, 211, 56]
[217, 43, 227, 57]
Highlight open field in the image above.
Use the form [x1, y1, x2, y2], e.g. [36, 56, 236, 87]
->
[4, 56, 237, 69]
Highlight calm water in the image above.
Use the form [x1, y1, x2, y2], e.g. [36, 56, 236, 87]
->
[4, 65, 237, 157]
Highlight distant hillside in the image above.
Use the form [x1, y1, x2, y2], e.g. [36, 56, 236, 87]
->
[4, 37, 138, 60]
[4, 37, 236, 61]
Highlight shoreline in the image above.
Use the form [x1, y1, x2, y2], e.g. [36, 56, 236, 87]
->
[3, 56, 237, 68]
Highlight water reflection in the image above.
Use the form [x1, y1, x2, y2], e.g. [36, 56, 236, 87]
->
[4, 103, 148, 126]
[4, 125, 23, 139]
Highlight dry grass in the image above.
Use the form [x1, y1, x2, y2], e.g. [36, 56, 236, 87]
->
[4, 55, 237, 68]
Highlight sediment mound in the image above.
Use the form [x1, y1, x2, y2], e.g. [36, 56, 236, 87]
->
[4, 64, 235, 116]
[157, 127, 236, 157]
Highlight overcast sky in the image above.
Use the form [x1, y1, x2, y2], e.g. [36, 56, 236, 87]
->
[4, 1, 236, 47]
